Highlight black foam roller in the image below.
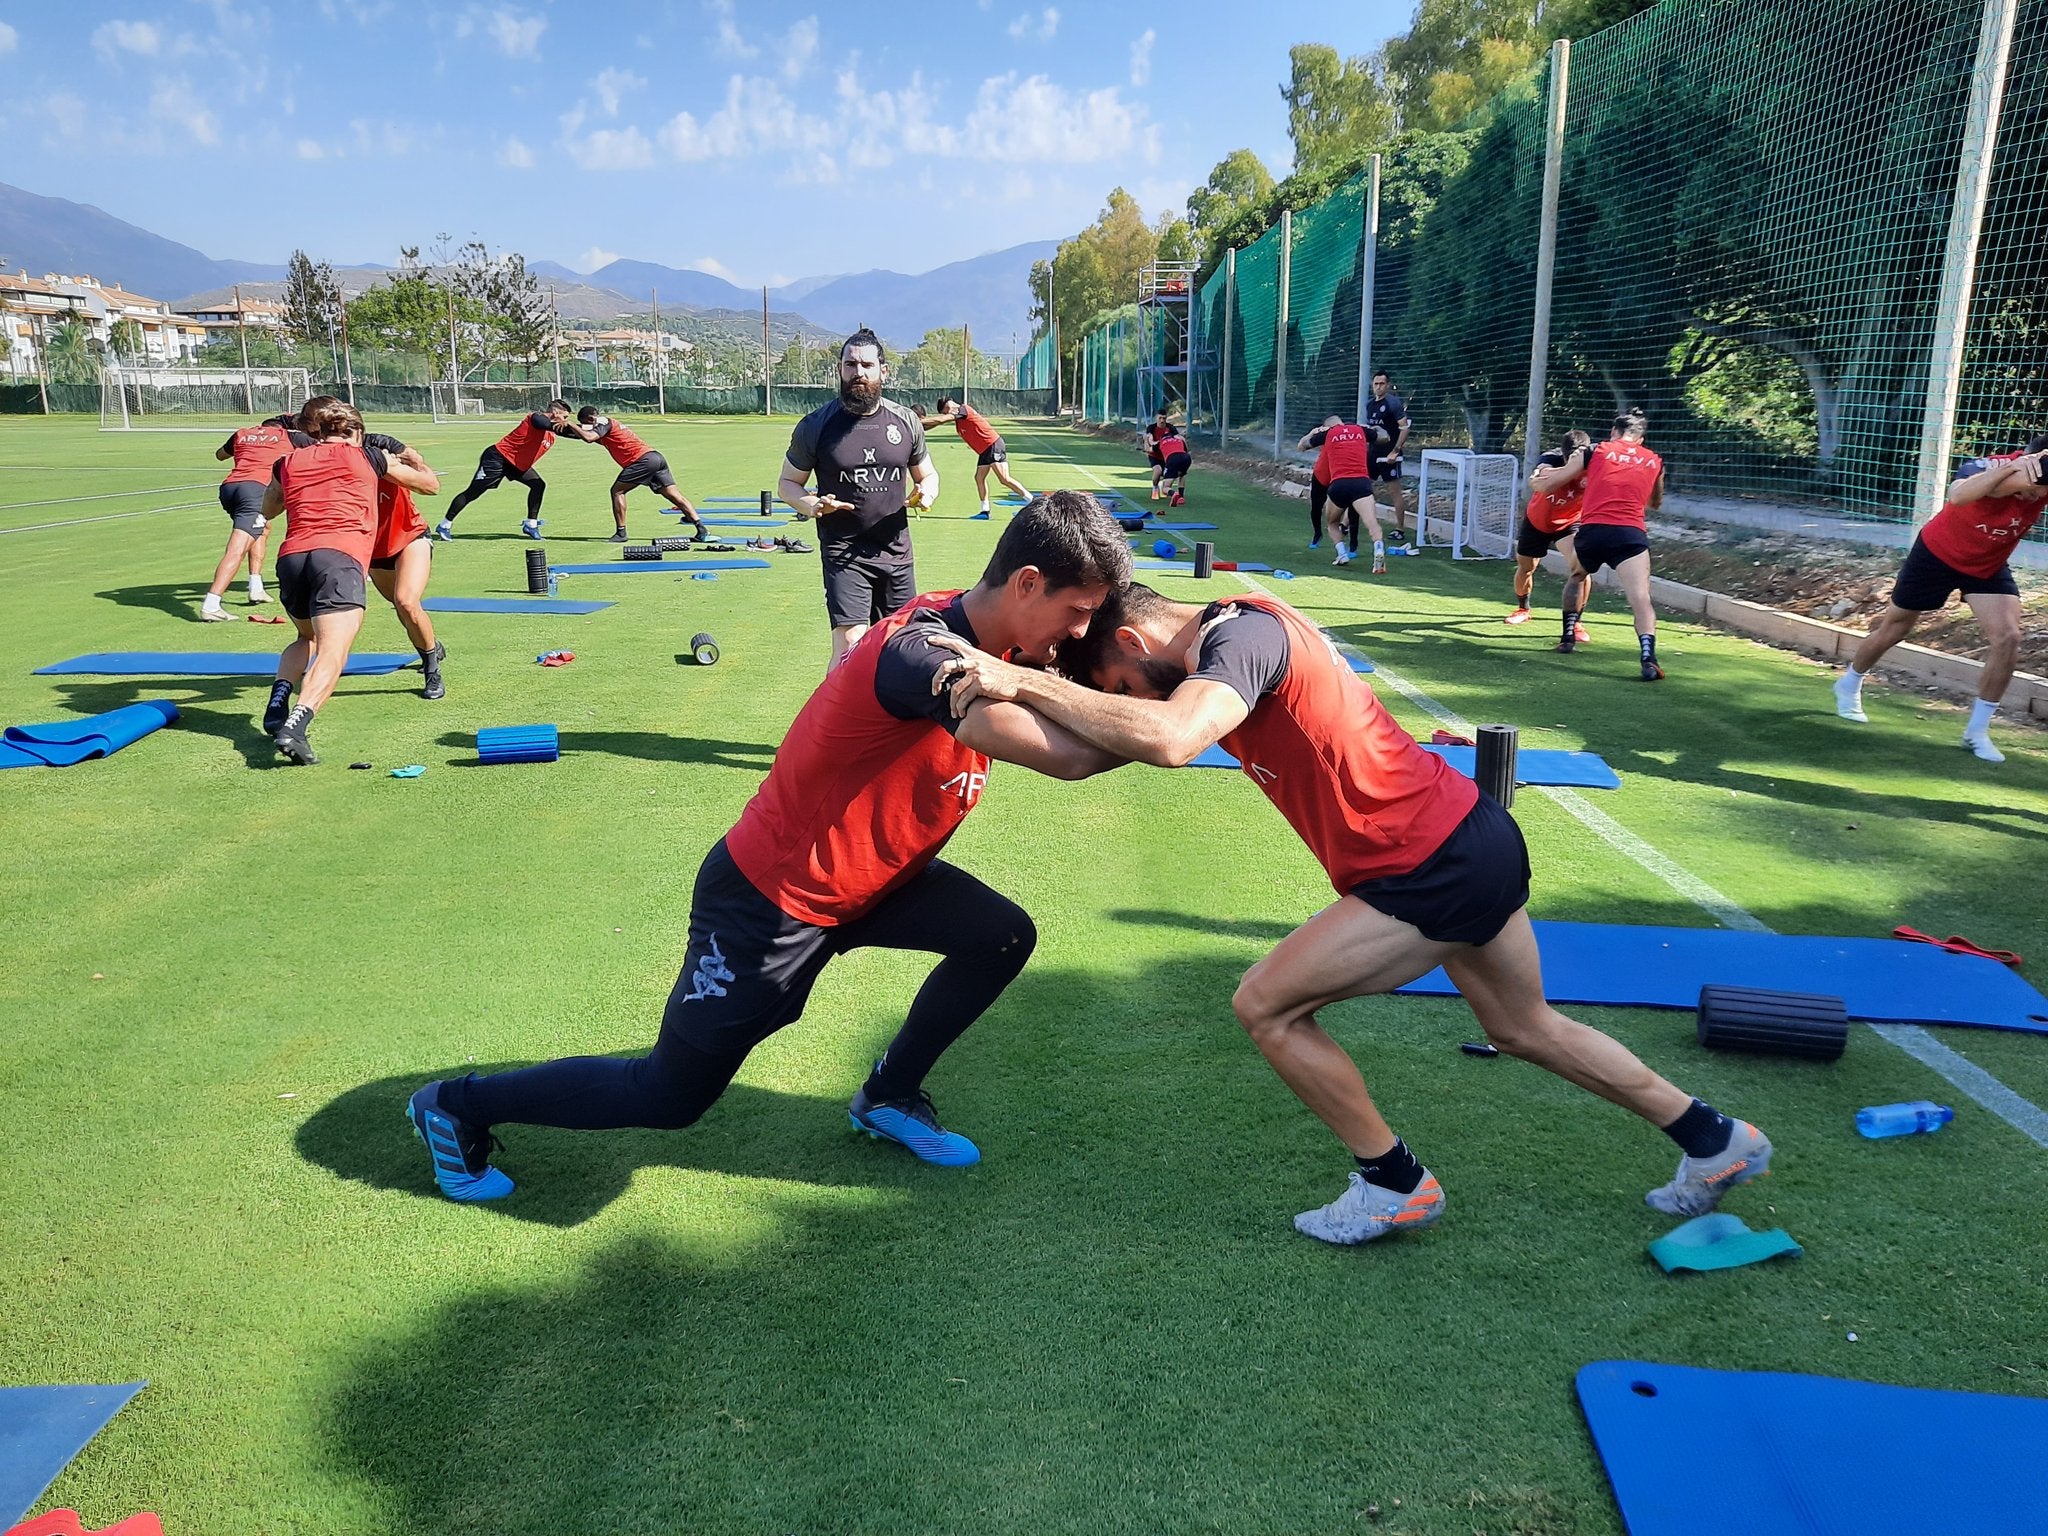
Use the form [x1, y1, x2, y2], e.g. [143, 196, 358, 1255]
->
[653, 537, 690, 553]
[524, 547, 549, 594]
[1193, 540, 1215, 578]
[1475, 723, 1518, 808]
[690, 631, 720, 665]
[1697, 984, 1847, 1062]
[622, 545, 662, 562]
[760, 490, 773, 516]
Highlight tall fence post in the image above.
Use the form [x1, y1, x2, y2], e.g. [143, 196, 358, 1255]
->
[1273, 209, 1292, 458]
[1524, 39, 1571, 475]
[1915, 0, 2020, 524]
[1355, 153, 1382, 423]
[1220, 249, 1236, 446]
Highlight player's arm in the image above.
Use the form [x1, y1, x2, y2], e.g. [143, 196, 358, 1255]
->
[1949, 451, 2047, 502]
[1392, 412, 1411, 456]
[216, 433, 236, 462]
[777, 456, 846, 519]
[1648, 469, 1665, 512]
[910, 451, 939, 512]
[1531, 450, 1586, 494]
[260, 478, 284, 521]
[956, 698, 1124, 780]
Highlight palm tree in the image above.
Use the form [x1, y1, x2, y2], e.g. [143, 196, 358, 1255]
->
[44, 318, 102, 384]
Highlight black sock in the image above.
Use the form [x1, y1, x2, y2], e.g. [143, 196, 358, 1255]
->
[1561, 609, 1580, 642]
[1640, 632, 1657, 659]
[1356, 1137, 1423, 1194]
[1664, 1098, 1733, 1158]
[268, 679, 293, 709]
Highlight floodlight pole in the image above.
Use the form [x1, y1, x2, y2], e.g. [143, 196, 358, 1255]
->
[1049, 259, 1061, 415]
[762, 287, 772, 416]
[1273, 209, 1292, 458]
[235, 284, 254, 415]
[1356, 153, 1382, 423]
[1525, 39, 1571, 476]
[1219, 248, 1235, 446]
[340, 305, 355, 406]
[549, 285, 562, 397]
[1915, 0, 2020, 524]
[653, 288, 666, 415]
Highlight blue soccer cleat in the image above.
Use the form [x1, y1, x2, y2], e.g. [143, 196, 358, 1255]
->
[849, 1081, 981, 1166]
[408, 1082, 514, 1201]
[521, 518, 545, 540]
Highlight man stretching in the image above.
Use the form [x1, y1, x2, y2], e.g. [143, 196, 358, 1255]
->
[1834, 437, 2047, 762]
[406, 492, 1133, 1200]
[576, 407, 710, 544]
[435, 399, 583, 541]
[925, 582, 1773, 1245]
[926, 397, 1030, 518]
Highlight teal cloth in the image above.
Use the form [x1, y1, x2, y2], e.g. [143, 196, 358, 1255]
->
[1649, 1213, 1801, 1273]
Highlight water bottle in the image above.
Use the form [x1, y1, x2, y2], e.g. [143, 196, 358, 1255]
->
[1855, 1101, 1954, 1139]
[546, 572, 559, 598]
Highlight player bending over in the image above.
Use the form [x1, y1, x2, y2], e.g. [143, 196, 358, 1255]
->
[1156, 427, 1193, 507]
[1508, 428, 1593, 639]
[202, 414, 307, 620]
[435, 399, 583, 542]
[1834, 436, 2048, 762]
[365, 431, 447, 701]
[1552, 407, 1666, 680]
[925, 581, 1773, 1246]
[575, 406, 709, 544]
[925, 397, 1030, 517]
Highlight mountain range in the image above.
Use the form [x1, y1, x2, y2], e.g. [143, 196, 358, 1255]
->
[0, 180, 1051, 351]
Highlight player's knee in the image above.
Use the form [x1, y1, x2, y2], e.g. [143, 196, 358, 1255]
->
[1477, 1005, 1558, 1057]
[1230, 964, 1282, 1041]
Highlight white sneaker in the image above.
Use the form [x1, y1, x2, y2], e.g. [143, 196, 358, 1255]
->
[199, 601, 231, 622]
[247, 583, 270, 605]
[1293, 1170, 1444, 1245]
[1332, 547, 1353, 567]
[1833, 674, 1867, 723]
[1962, 732, 2005, 763]
[1646, 1120, 1773, 1217]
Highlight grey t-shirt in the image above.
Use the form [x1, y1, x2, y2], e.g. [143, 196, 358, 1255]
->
[786, 396, 930, 558]
[871, 596, 976, 735]
[1192, 602, 1291, 710]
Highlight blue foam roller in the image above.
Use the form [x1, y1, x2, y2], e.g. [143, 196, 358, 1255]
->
[0, 1381, 147, 1526]
[549, 559, 772, 575]
[421, 598, 613, 615]
[35, 652, 413, 677]
[1152, 539, 1177, 558]
[476, 723, 559, 764]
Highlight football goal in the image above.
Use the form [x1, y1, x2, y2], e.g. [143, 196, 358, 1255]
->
[100, 367, 312, 431]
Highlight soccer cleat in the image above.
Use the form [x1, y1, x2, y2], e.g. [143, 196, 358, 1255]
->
[1371, 553, 1388, 575]
[1833, 674, 1868, 723]
[1962, 732, 2005, 763]
[1308, 538, 1323, 551]
[1504, 606, 1531, 625]
[435, 519, 456, 542]
[1170, 491, 1186, 507]
[1646, 1120, 1771, 1216]
[521, 519, 544, 540]
[970, 510, 990, 520]
[1640, 655, 1665, 681]
[607, 528, 629, 543]
[691, 524, 710, 542]
[407, 1082, 514, 1202]
[1332, 547, 1353, 567]
[1555, 639, 1577, 654]
[848, 1082, 981, 1166]
[272, 708, 317, 766]
[247, 582, 270, 605]
[421, 641, 446, 701]
[200, 602, 232, 622]
[1293, 1170, 1445, 1246]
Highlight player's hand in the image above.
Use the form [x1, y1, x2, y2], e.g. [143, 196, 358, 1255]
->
[924, 632, 1025, 716]
[807, 495, 854, 518]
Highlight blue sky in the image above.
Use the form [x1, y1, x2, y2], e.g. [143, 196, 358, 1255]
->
[0, 0, 1410, 285]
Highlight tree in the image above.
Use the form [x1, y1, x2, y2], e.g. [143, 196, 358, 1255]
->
[1282, 44, 1394, 175]
[281, 250, 343, 349]
[44, 318, 100, 383]
[107, 318, 145, 365]
[1186, 150, 1277, 244]
[441, 240, 554, 372]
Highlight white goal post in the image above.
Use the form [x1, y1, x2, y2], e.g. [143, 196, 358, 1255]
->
[100, 367, 313, 431]
[431, 381, 564, 421]
[1415, 449, 1520, 560]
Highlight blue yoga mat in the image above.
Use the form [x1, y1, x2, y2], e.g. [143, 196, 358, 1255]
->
[549, 559, 773, 575]
[421, 597, 613, 615]
[35, 652, 413, 677]
[0, 1380, 147, 1525]
[1148, 521, 1218, 532]
[1420, 744, 1622, 789]
[1136, 559, 1275, 574]
[665, 513, 792, 526]
[1397, 920, 2048, 1033]
[0, 700, 178, 769]
[1577, 1361, 2048, 1536]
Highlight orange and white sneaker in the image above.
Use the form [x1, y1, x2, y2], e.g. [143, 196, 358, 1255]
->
[1293, 1170, 1445, 1245]
[1572, 621, 1591, 644]
[1504, 605, 1532, 625]
[1645, 1121, 1773, 1217]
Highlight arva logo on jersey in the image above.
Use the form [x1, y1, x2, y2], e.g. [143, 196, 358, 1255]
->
[939, 768, 988, 804]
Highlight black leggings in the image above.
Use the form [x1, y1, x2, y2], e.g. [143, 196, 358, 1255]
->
[1309, 480, 1328, 540]
[440, 855, 1037, 1133]
[446, 467, 546, 521]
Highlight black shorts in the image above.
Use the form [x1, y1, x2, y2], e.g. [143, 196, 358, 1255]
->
[612, 451, 676, 494]
[1372, 458, 1403, 484]
[1163, 452, 1192, 477]
[1516, 516, 1570, 560]
[276, 547, 367, 619]
[1572, 522, 1650, 573]
[1891, 534, 2019, 610]
[466, 446, 537, 492]
[668, 839, 1022, 1055]
[219, 481, 268, 536]
[369, 537, 431, 572]
[1352, 792, 1531, 947]
[1327, 475, 1376, 511]
[976, 440, 1008, 467]
[822, 545, 916, 628]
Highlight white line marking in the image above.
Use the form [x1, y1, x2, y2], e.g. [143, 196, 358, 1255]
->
[1870, 1026, 2048, 1146]
[0, 500, 212, 535]
[0, 482, 213, 510]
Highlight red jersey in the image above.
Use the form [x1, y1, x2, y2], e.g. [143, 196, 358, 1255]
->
[277, 441, 385, 567]
[371, 477, 429, 562]
[725, 592, 992, 926]
[594, 418, 651, 469]
[495, 413, 561, 474]
[1524, 452, 1587, 535]
[1319, 423, 1372, 481]
[1208, 594, 1476, 886]
[1312, 442, 1331, 486]
[1920, 454, 2047, 579]
[1157, 434, 1189, 459]
[950, 407, 1000, 455]
[1577, 439, 1663, 529]
[222, 423, 298, 485]
[1146, 421, 1172, 461]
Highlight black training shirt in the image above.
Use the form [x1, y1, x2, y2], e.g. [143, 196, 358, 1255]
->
[786, 396, 930, 558]
[871, 596, 976, 736]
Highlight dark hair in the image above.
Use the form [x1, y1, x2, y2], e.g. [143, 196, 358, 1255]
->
[577, 405, 602, 424]
[980, 489, 1132, 595]
[1055, 581, 1179, 684]
[1372, 369, 1390, 382]
[840, 328, 886, 363]
[1613, 406, 1648, 437]
[547, 398, 571, 412]
[298, 395, 362, 439]
[935, 396, 958, 413]
[1561, 427, 1592, 456]
[262, 412, 299, 429]
[2026, 433, 2048, 454]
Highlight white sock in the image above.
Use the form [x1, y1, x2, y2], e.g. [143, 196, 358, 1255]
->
[1967, 698, 1997, 737]
[979, 499, 990, 513]
[1841, 667, 1865, 687]
[1372, 541, 1386, 558]
[247, 575, 265, 591]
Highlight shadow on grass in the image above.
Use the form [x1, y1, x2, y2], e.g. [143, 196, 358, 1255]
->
[48, 677, 428, 768]
[94, 581, 216, 621]
[1109, 907, 1295, 942]
[433, 729, 777, 770]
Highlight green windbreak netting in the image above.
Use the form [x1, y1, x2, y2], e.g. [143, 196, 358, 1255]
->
[1193, 264, 1230, 435]
[1280, 169, 1368, 443]
[1015, 331, 1057, 391]
[1226, 225, 1282, 444]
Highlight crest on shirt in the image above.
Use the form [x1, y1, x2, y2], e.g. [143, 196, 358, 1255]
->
[886, 424, 903, 445]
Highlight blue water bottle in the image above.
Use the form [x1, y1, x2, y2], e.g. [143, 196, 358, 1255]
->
[1855, 1101, 1954, 1139]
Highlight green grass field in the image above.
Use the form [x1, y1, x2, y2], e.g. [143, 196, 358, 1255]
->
[3, 413, 2045, 1535]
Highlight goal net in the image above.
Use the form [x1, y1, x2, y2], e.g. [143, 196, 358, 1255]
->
[100, 367, 312, 431]
[432, 381, 561, 421]
[1414, 449, 1519, 559]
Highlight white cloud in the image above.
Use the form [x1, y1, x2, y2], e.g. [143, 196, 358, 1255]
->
[149, 76, 219, 144]
[658, 75, 829, 162]
[93, 20, 162, 57]
[684, 256, 738, 281]
[42, 92, 89, 139]
[960, 73, 1138, 163]
[1006, 7, 1058, 40]
[559, 106, 656, 170]
[782, 17, 819, 80]
[708, 0, 756, 59]
[295, 138, 325, 159]
[593, 67, 645, 117]
[486, 9, 545, 57]
[1130, 29, 1155, 87]
[843, 68, 956, 166]
[0, 21, 19, 54]
[576, 246, 621, 273]
[499, 135, 535, 168]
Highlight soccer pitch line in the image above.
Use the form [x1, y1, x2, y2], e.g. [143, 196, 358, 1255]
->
[0, 498, 214, 535]
[0, 481, 214, 510]
[1034, 434, 2048, 1151]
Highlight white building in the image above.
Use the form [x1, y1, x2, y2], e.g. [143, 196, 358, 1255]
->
[44, 275, 208, 364]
